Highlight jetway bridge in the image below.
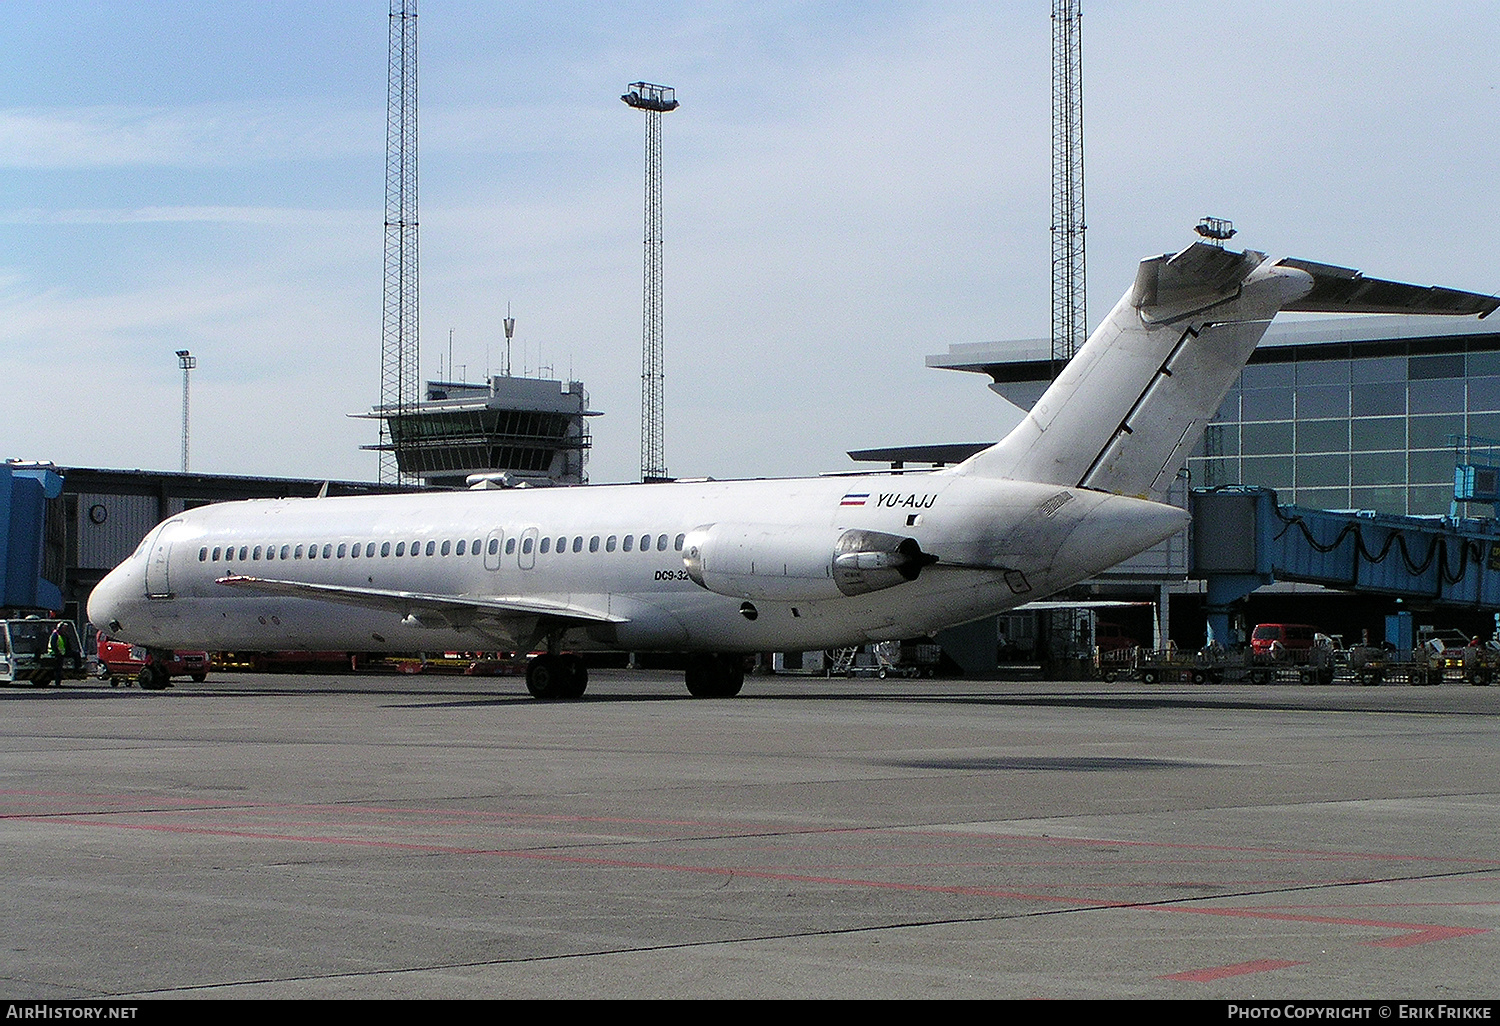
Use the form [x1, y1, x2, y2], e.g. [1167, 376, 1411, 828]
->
[1191, 487, 1500, 645]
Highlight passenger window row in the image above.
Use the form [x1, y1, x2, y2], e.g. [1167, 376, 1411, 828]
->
[197, 532, 687, 563]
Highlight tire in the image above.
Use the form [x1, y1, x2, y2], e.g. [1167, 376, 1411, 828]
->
[877, 667, 888, 680]
[525, 656, 565, 699]
[685, 654, 744, 697]
[191, 673, 207, 683]
[1191, 670, 1207, 685]
[1141, 670, 1159, 685]
[1249, 670, 1270, 685]
[559, 656, 588, 699]
[138, 665, 169, 691]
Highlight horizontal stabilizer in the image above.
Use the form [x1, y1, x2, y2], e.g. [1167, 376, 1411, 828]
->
[1277, 257, 1499, 318]
[215, 575, 626, 626]
[960, 239, 1497, 500]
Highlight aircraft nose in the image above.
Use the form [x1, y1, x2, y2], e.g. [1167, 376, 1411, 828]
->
[87, 561, 136, 636]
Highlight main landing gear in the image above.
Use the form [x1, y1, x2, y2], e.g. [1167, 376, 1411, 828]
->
[684, 653, 744, 698]
[523, 651, 746, 699]
[525, 653, 588, 700]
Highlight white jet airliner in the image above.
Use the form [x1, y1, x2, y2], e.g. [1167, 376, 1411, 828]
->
[88, 238, 1497, 697]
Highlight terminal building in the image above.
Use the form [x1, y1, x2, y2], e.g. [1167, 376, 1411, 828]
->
[932, 313, 1500, 519]
[16, 465, 406, 627]
[919, 311, 1500, 662]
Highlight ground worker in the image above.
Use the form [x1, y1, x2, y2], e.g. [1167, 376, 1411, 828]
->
[47, 623, 68, 687]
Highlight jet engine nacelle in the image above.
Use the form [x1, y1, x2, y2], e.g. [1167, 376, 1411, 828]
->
[682, 523, 937, 601]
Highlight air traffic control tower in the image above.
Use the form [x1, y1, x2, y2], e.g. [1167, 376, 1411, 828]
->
[362, 375, 599, 489]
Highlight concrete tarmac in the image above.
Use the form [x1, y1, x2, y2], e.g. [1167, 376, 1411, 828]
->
[2, 670, 1498, 1000]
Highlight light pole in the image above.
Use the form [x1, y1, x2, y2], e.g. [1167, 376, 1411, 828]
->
[176, 349, 196, 472]
[622, 82, 678, 483]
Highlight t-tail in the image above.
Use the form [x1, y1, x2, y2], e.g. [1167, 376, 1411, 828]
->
[957, 240, 1498, 500]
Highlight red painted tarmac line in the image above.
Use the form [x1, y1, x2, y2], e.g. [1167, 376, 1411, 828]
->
[1162, 959, 1305, 982]
[1170, 904, 1489, 947]
[18, 809, 1493, 953]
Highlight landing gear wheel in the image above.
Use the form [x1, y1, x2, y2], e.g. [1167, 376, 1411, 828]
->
[684, 654, 745, 697]
[526, 655, 577, 700]
[190, 673, 207, 684]
[138, 664, 170, 690]
[559, 655, 587, 699]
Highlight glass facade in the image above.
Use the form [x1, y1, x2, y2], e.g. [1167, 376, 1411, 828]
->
[1189, 339, 1500, 516]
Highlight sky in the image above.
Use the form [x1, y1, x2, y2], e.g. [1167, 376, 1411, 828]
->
[2, 2, 1496, 486]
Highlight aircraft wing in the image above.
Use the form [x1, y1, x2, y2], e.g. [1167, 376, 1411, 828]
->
[1276, 257, 1499, 318]
[214, 574, 627, 626]
[1012, 599, 1156, 610]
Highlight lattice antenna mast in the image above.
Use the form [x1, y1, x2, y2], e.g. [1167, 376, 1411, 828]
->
[622, 82, 678, 483]
[1050, 0, 1086, 373]
[380, 0, 420, 484]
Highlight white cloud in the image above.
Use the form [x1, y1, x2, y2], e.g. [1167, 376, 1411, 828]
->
[0, 103, 379, 169]
[0, 206, 369, 226]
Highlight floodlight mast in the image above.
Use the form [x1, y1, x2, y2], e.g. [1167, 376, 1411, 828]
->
[622, 82, 679, 483]
[176, 349, 196, 473]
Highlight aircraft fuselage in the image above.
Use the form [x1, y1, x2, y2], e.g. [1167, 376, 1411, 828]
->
[88, 471, 1185, 656]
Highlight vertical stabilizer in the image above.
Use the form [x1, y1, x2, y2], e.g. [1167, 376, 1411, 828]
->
[956, 242, 1315, 499]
